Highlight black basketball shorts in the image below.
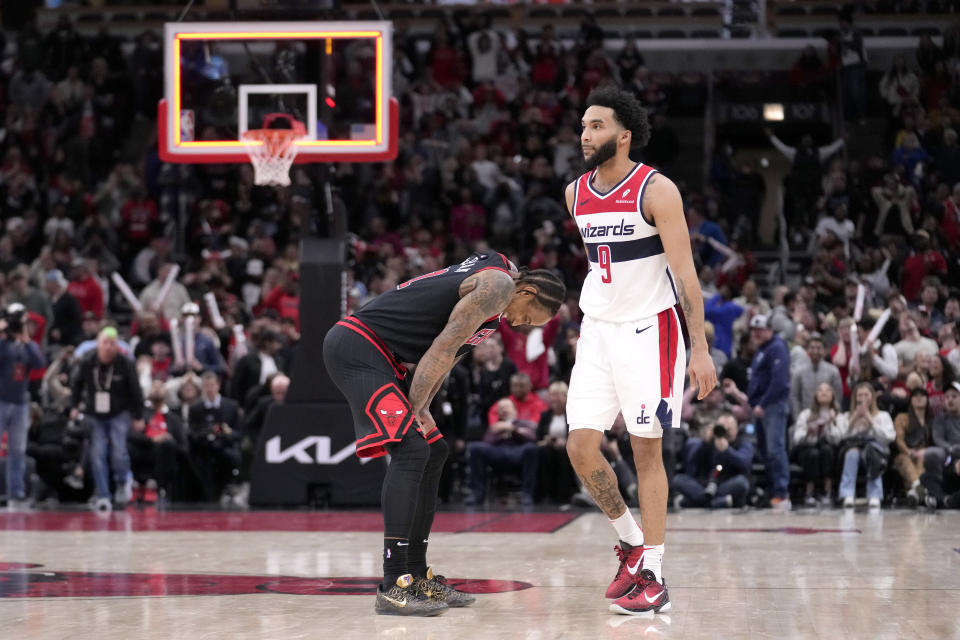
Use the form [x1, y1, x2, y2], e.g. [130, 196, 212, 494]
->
[322, 316, 443, 459]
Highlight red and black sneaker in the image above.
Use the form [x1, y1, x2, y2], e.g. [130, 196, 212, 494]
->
[609, 569, 671, 616]
[605, 544, 645, 599]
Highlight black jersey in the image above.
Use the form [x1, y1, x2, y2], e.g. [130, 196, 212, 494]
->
[352, 252, 513, 364]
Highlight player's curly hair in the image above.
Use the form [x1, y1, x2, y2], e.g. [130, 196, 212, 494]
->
[585, 86, 651, 148]
[516, 268, 566, 316]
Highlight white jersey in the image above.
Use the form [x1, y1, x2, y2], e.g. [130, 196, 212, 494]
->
[572, 163, 678, 322]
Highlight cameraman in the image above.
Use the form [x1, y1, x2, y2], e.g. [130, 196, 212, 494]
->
[0, 303, 46, 510]
[672, 413, 753, 509]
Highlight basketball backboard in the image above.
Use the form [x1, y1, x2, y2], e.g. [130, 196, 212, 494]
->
[159, 21, 397, 164]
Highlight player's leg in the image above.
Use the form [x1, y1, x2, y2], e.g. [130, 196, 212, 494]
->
[566, 317, 644, 600]
[322, 324, 447, 616]
[609, 309, 683, 616]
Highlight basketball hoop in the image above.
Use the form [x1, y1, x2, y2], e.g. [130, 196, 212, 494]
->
[241, 113, 307, 186]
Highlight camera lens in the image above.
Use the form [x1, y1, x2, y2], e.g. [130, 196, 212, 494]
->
[713, 424, 727, 438]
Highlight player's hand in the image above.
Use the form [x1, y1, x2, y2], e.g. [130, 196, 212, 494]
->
[416, 409, 437, 437]
[688, 349, 717, 400]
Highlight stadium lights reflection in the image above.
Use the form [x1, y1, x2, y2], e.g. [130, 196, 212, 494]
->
[764, 103, 785, 121]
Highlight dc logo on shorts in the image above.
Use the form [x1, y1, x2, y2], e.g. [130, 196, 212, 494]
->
[637, 403, 651, 425]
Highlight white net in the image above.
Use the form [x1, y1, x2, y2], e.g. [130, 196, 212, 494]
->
[241, 118, 306, 186]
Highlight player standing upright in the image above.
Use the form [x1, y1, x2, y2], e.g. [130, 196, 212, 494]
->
[564, 87, 717, 615]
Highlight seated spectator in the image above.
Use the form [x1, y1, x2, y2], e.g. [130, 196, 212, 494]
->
[837, 382, 896, 508]
[467, 397, 538, 507]
[791, 383, 843, 507]
[921, 382, 960, 509]
[486, 373, 547, 427]
[128, 380, 187, 503]
[672, 413, 753, 509]
[791, 333, 843, 419]
[231, 329, 285, 410]
[536, 381, 576, 504]
[939, 322, 960, 375]
[923, 354, 956, 417]
[893, 387, 934, 506]
[139, 262, 192, 323]
[187, 372, 242, 505]
[469, 336, 517, 433]
[243, 374, 290, 446]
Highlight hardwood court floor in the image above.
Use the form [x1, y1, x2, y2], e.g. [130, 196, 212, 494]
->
[0, 507, 957, 640]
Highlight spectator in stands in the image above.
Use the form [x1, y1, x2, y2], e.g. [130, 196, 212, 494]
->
[835, 10, 868, 124]
[921, 382, 960, 509]
[893, 387, 934, 506]
[895, 312, 940, 371]
[939, 322, 960, 375]
[188, 371, 242, 505]
[766, 129, 845, 229]
[900, 231, 947, 303]
[871, 173, 918, 238]
[747, 314, 792, 509]
[129, 380, 186, 504]
[704, 283, 743, 359]
[260, 268, 300, 331]
[487, 373, 547, 427]
[924, 354, 956, 417]
[70, 326, 143, 512]
[470, 336, 517, 430]
[672, 412, 752, 509]
[0, 303, 46, 510]
[879, 55, 921, 125]
[139, 262, 191, 322]
[837, 382, 896, 508]
[43, 268, 82, 346]
[67, 258, 104, 320]
[7, 269, 52, 327]
[243, 373, 289, 447]
[231, 329, 285, 410]
[498, 317, 559, 391]
[703, 321, 728, 373]
[791, 382, 842, 507]
[171, 302, 225, 376]
[468, 397, 539, 507]
[536, 381, 576, 504]
[791, 333, 843, 419]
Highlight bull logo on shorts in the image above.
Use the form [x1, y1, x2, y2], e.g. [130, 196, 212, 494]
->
[365, 384, 414, 440]
[378, 396, 407, 429]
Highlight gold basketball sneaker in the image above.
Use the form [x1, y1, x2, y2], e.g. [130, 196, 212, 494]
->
[413, 567, 477, 607]
[375, 574, 449, 616]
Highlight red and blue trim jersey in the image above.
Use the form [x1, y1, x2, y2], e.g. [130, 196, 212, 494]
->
[572, 163, 678, 322]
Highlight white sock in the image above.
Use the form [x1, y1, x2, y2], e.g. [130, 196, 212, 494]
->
[643, 544, 664, 582]
[609, 509, 644, 547]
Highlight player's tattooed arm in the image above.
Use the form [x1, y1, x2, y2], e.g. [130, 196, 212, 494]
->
[644, 172, 717, 399]
[577, 469, 626, 519]
[408, 271, 514, 415]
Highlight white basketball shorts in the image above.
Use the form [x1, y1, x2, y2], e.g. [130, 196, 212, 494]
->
[567, 307, 686, 438]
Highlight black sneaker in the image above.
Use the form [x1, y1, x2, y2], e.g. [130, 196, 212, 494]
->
[413, 567, 477, 607]
[375, 574, 448, 616]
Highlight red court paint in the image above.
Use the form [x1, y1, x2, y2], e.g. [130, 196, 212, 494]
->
[0, 511, 578, 534]
[0, 565, 533, 598]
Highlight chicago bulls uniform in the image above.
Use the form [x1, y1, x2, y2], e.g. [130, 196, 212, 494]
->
[323, 252, 512, 458]
[567, 163, 685, 438]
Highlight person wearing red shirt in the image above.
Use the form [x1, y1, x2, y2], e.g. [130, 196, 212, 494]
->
[260, 270, 300, 330]
[901, 230, 947, 302]
[470, 374, 546, 507]
[66, 258, 105, 319]
[486, 372, 549, 426]
[497, 316, 560, 391]
[120, 187, 159, 249]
